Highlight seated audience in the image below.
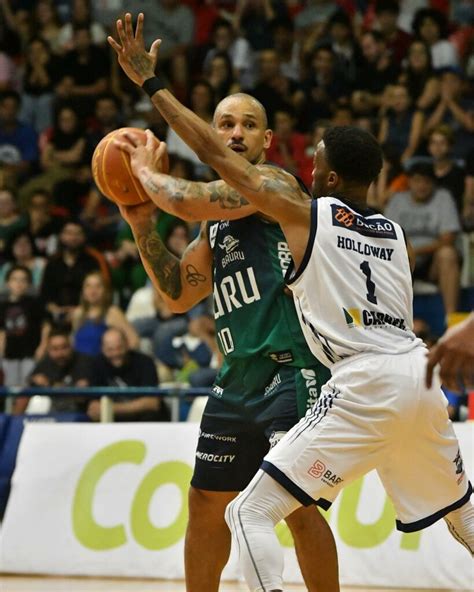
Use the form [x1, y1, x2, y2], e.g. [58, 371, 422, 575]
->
[88, 327, 169, 422]
[72, 271, 139, 356]
[17, 327, 93, 414]
[40, 220, 101, 324]
[0, 230, 46, 293]
[0, 265, 50, 390]
[0, 187, 27, 263]
[385, 162, 461, 317]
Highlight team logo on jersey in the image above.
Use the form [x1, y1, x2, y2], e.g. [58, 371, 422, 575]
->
[453, 449, 465, 484]
[301, 368, 319, 409]
[209, 223, 219, 248]
[343, 307, 406, 330]
[331, 205, 397, 239]
[219, 235, 239, 254]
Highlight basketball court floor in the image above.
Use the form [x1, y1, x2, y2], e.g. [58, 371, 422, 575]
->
[0, 577, 466, 592]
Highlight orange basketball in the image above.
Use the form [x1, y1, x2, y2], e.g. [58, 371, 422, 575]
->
[91, 127, 169, 206]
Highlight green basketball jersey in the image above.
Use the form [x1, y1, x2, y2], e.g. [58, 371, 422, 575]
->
[207, 202, 330, 406]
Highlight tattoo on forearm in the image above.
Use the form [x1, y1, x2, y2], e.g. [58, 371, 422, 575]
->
[185, 264, 206, 286]
[137, 231, 182, 299]
[208, 182, 249, 209]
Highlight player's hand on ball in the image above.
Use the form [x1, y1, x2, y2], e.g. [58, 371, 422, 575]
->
[114, 129, 167, 176]
[108, 13, 160, 86]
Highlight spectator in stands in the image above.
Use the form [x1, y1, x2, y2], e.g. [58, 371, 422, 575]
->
[374, 0, 412, 66]
[371, 143, 408, 210]
[57, 0, 107, 52]
[203, 18, 255, 90]
[385, 162, 461, 317]
[412, 8, 459, 70]
[301, 45, 350, 125]
[166, 80, 215, 180]
[85, 93, 123, 161]
[20, 105, 87, 203]
[233, 0, 288, 51]
[19, 327, 92, 414]
[55, 24, 109, 118]
[378, 83, 424, 164]
[325, 10, 362, 87]
[204, 52, 241, 105]
[122, 0, 195, 98]
[0, 90, 38, 188]
[351, 30, 399, 114]
[19, 37, 61, 134]
[0, 187, 27, 263]
[40, 220, 101, 323]
[88, 327, 169, 422]
[428, 124, 466, 219]
[72, 270, 139, 356]
[266, 107, 311, 187]
[424, 67, 474, 160]
[24, 190, 61, 256]
[248, 48, 301, 125]
[0, 47, 17, 92]
[294, 0, 338, 39]
[270, 18, 300, 83]
[464, 149, 474, 230]
[0, 230, 46, 293]
[33, 0, 63, 55]
[399, 40, 440, 111]
[0, 265, 50, 389]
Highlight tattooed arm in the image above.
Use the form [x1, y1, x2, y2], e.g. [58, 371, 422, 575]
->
[109, 13, 311, 263]
[120, 201, 212, 313]
[114, 130, 258, 221]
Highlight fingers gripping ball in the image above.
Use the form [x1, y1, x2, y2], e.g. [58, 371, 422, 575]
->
[91, 127, 169, 206]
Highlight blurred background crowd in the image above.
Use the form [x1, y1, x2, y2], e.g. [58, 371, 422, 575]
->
[0, 0, 472, 421]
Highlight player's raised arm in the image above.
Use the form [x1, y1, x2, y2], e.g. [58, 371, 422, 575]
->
[108, 13, 307, 225]
[118, 200, 212, 313]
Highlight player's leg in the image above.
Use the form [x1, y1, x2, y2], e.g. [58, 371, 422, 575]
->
[274, 366, 339, 591]
[285, 504, 339, 592]
[186, 396, 270, 592]
[229, 365, 386, 591]
[185, 487, 238, 591]
[376, 348, 473, 552]
[225, 469, 302, 592]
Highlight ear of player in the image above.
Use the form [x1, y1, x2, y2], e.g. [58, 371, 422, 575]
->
[91, 127, 169, 206]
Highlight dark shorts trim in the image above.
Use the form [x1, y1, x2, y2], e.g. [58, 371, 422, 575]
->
[261, 460, 332, 511]
[396, 481, 473, 533]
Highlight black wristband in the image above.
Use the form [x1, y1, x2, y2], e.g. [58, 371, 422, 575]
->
[142, 76, 165, 97]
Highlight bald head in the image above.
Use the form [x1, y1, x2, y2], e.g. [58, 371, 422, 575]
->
[102, 328, 128, 367]
[213, 93, 268, 129]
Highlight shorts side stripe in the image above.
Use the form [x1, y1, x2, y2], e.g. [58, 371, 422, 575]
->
[261, 460, 332, 510]
[396, 481, 473, 532]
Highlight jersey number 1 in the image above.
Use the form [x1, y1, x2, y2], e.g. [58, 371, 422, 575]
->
[360, 261, 378, 304]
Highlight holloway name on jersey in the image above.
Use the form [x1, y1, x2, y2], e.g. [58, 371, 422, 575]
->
[287, 197, 421, 367]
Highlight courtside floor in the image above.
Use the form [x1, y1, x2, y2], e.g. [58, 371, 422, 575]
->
[0, 577, 466, 592]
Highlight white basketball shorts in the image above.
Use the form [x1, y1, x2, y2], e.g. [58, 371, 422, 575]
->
[262, 346, 472, 531]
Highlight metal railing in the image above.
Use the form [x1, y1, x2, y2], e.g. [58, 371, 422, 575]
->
[0, 385, 212, 422]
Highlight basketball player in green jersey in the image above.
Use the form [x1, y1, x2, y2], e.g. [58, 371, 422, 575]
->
[110, 14, 339, 592]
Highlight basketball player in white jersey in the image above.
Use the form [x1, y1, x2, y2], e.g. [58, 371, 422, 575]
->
[105, 18, 472, 590]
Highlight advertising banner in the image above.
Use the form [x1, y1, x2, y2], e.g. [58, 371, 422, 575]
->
[0, 423, 472, 589]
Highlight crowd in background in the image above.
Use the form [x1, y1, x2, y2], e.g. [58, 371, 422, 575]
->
[0, 0, 472, 420]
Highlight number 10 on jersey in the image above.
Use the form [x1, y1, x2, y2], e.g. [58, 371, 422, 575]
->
[217, 327, 235, 354]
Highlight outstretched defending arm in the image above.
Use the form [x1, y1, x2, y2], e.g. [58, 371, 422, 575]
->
[108, 14, 308, 227]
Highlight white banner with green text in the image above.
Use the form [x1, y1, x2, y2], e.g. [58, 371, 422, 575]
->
[0, 423, 472, 589]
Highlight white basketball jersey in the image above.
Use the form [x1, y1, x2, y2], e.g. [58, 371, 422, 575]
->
[287, 196, 422, 367]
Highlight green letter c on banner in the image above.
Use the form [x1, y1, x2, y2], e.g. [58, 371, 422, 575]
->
[337, 477, 394, 548]
[72, 440, 146, 550]
[131, 461, 192, 550]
